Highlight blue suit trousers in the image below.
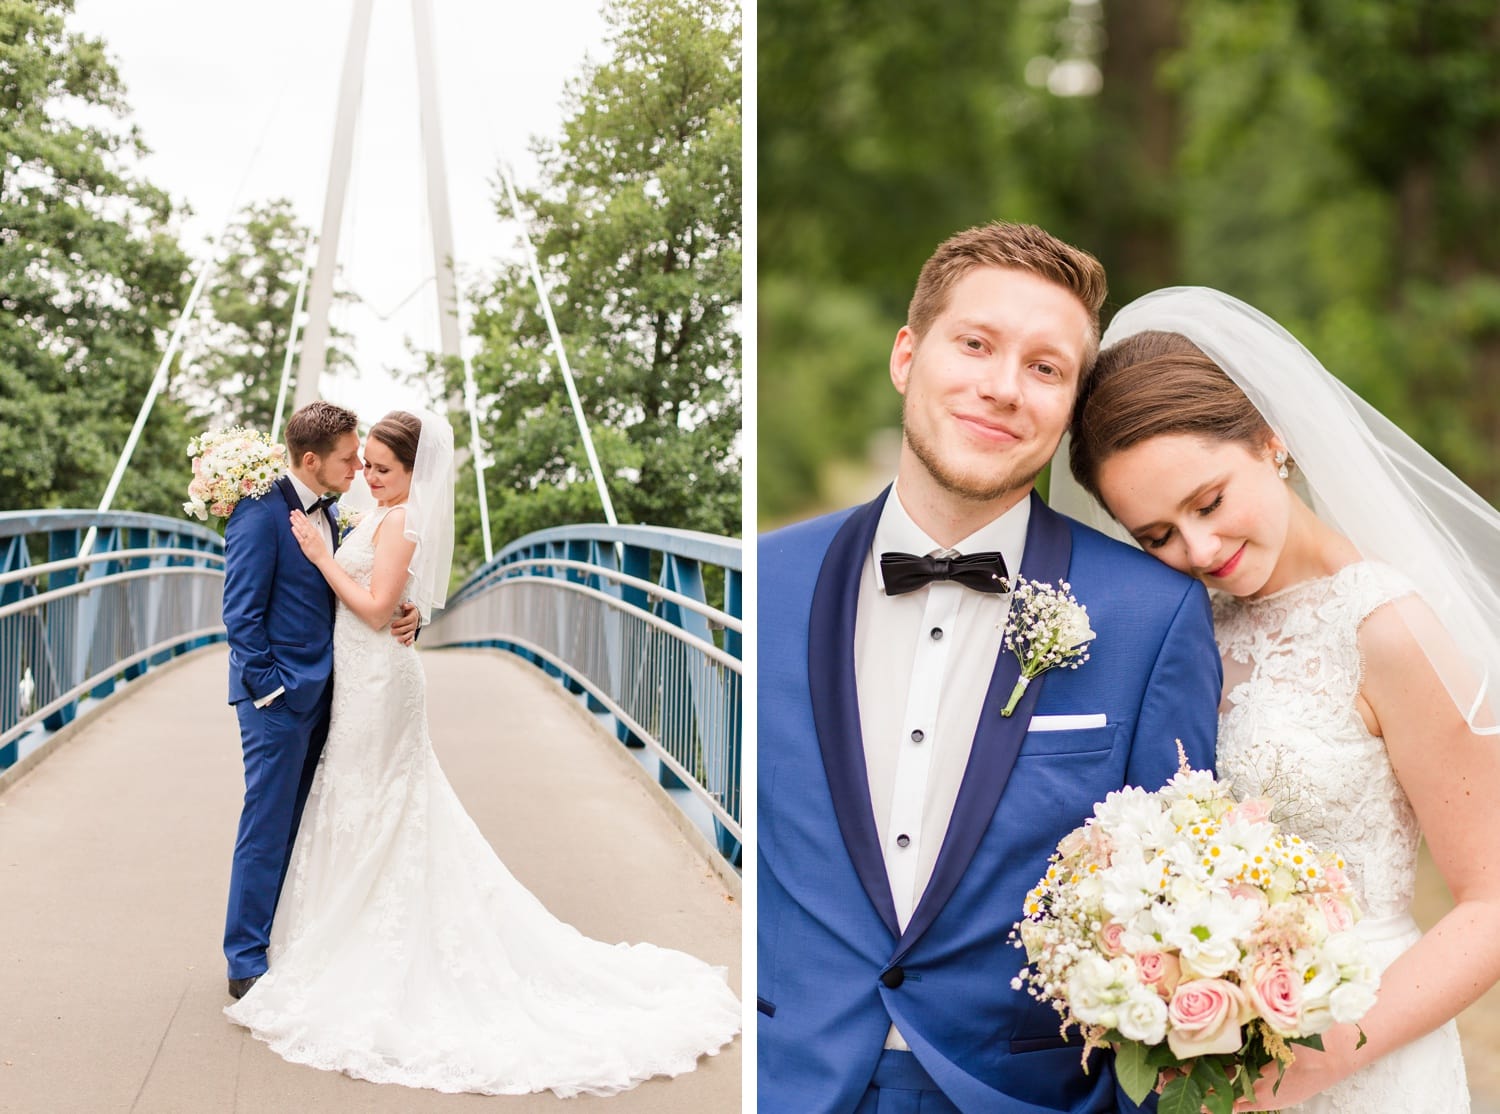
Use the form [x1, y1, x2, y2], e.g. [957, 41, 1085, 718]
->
[223, 689, 331, 979]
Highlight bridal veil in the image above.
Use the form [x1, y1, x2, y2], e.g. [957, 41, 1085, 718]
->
[1050, 286, 1500, 736]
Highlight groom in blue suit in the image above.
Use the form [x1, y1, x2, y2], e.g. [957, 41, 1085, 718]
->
[758, 223, 1221, 1112]
[221, 401, 417, 998]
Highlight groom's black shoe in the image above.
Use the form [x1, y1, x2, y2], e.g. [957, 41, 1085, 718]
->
[228, 975, 260, 1000]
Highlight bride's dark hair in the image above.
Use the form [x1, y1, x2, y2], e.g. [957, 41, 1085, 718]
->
[368, 411, 423, 472]
[1068, 330, 1273, 503]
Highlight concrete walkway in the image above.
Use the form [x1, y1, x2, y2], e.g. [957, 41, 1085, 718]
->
[0, 647, 741, 1114]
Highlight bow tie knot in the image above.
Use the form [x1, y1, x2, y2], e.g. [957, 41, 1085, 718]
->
[304, 493, 338, 515]
[880, 550, 1010, 596]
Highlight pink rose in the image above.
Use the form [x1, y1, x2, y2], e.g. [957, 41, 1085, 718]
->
[1323, 865, 1351, 893]
[1229, 883, 1270, 911]
[1227, 797, 1271, 825]
[1098, 921, 1128, 957]
[1318, 894, 1354, 935]
[1137, 951, 1182, 996]
[241, 478, 256, 494]
[1246, 960, 1302, 1035]
[1167, 979, 1251, 1058]
[1058, 828, 1088, 858]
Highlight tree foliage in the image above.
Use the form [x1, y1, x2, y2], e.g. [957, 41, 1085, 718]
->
[0, 0, 193, 516]
[759, 0, 1500, 522]
[449, 0, 741, 573]
[181, 199, 351, 434]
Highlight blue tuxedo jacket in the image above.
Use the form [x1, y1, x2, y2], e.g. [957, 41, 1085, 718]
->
[758, 490, 1221, 1114]
[223, 476, 339, 712]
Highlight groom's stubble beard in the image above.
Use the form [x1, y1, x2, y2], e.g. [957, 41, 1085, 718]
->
[308, 454, 354, 495]
[901, 401, 1055, 507]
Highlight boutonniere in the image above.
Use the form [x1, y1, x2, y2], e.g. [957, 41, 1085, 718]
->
[336, 505, 363, 541]
[1000, 578, 1096, 716]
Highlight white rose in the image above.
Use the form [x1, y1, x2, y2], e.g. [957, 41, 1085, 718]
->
[1058, 606, 1095, 650]
[1329, 979, 1379, 1025]
[1116, 983, 1169, 1045]
[1067, 954, 1125, 1028]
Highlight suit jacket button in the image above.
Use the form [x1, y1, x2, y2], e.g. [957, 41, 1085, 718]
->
[881, 966, 905, 989]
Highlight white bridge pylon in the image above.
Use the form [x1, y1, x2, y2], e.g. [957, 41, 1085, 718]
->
[87, 0, 624, 566]
[294, 0, 495, 561]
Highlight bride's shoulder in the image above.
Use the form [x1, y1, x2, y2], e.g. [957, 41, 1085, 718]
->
[370, 505, 409, 544]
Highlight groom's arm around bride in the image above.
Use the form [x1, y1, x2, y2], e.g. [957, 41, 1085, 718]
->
[756, 222, 1221, 1113]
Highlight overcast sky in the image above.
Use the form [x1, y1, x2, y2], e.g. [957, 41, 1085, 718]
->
[71, 0, 612, 424]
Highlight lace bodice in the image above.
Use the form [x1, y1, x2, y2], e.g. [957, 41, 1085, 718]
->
[1214, 562, 1420, 919]
[333, 506, 413, 632]
[1215, 561, 1470, 1111]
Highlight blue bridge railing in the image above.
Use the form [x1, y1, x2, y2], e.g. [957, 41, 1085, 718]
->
[0, 511, 226, 773]
[424, 524, 744, 865]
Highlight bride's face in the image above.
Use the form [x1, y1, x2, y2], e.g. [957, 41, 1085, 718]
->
[363, 437, 413, 506]
[1095, 432, 1292, 597]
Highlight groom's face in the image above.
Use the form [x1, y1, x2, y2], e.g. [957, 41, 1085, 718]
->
[891, 266, 1089, 505]
[306, 431, 362, 495]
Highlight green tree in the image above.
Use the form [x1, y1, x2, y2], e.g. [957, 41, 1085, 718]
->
[758, 0, 1500, 521]
[182, 198, 352, 434]
[0, 0, 193, 516]
[450, 0, 741, 572]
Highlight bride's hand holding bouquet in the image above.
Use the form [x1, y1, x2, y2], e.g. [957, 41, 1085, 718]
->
[1012, 749, 1378, 1114]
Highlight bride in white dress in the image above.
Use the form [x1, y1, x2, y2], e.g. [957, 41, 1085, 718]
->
[224, 409, 741, 1097]
[1054, 289, 1500, 1112]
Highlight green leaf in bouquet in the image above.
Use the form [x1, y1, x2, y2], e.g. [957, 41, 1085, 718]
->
[1356, 1025, 1368, 1051]
[1146, 1042, 1181, 1067]
[1114, 1040, 1157, 1105]
[1288, 1033, 1325, 1051]
[1236, 1062, 1260, 1103]
[1192, 1057, 1234, 1114]
[1159, 1073, 1205, 1114]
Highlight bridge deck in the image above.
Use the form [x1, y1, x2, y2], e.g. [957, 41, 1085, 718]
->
[0, 647, 741, 1113]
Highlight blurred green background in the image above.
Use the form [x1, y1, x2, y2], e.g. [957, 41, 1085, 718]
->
[758, 0, 1500, 527]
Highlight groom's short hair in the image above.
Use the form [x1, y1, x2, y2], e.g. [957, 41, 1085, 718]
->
[907, 221, 1107, 359]
[285, 401, 359, 462]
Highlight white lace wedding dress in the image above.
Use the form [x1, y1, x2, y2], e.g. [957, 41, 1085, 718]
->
[1215, 561, 1469, 1113]
[224, 508, 741, 1096]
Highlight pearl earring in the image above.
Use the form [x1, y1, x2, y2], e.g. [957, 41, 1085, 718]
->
[1274, 450, 1290, 480]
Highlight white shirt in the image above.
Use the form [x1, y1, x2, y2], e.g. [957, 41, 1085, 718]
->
[252, 472, 335, 708]
[854, 484, 1029, 1048]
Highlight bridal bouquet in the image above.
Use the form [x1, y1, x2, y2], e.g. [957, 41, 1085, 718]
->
[183, 427, 286, 522]
[1011, 752, 1378, 1113]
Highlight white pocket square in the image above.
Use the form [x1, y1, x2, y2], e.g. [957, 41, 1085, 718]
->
[1027, 713, 1107, 732]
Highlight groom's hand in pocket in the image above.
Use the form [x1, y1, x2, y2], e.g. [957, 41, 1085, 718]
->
[390, 602, 421, 645]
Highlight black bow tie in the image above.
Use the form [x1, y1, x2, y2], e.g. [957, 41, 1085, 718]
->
[304, 493, 338, 515]
[880, 551, 1010, 596]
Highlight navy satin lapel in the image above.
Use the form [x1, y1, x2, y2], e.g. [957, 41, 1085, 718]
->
[896, 492, 1073, 956]
[808, 486, 901, 939]
[275, 475, 300, 515]
[324, 504, 341, 551]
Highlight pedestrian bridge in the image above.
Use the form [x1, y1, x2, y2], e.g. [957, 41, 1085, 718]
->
[0, 511, 742, 1113]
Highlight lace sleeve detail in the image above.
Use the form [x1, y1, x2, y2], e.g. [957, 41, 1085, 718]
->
[1333, 561, 1418, 628]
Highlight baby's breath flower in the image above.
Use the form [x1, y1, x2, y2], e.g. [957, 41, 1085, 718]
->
[999, 578, 1096, 716]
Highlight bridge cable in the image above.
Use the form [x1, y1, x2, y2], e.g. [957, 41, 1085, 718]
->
[270, 230, 314, 443]
[500, 163, 619, 530]
[81, 34, 311, 559]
